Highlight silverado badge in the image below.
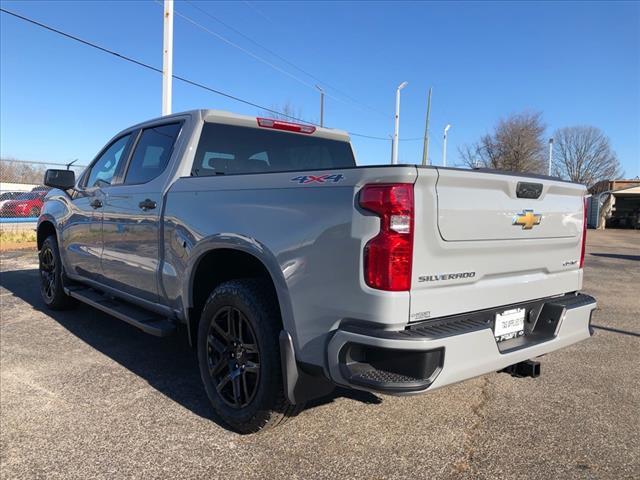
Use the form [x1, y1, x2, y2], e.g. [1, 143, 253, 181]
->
[513, 210, 542, 230]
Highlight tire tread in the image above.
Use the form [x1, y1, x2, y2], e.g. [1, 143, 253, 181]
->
[39, 235, 75, 310]
[198, 278, 304, 433]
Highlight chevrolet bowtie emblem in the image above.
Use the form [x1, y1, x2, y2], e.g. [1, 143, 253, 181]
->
[513, 210, 542, 230]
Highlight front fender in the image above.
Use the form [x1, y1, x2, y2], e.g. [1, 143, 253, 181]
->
[38, 191, 71, 264]
[40, 190, 71, 227]
[38, 192, 67, 238]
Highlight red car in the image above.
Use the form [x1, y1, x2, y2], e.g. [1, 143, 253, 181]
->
[0, 190, 48, 218]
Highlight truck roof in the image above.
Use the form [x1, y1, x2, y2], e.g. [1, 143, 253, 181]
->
[129, 109, 351, 143]
[201, 109, 351, 142]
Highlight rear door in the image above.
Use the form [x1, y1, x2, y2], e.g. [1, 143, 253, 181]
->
[409, 167, 586, 322]
[100, 122, 183, 302]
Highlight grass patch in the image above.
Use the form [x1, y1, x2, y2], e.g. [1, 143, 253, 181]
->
[0, 229, 37, 245]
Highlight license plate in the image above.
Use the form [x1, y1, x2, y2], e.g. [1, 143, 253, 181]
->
[494, 308, 525, 342]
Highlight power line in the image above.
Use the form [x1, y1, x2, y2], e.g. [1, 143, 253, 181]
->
[349, 132, 393, 140]
[0, 7, 309, 123]
[241, 0, 273, 24]
[0, 7, 407, 142]
[1, 8, 162, 74]
[169, 3, 317, 90]
[183, 0, 390, 119]
[169, 2, 388, 119]
[350, 132, 422, 141]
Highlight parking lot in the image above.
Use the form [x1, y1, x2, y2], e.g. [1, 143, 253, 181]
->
[0, 229, 638, 479]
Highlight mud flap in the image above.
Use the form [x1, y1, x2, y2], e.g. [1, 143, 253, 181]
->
[279, 330, 334, 405]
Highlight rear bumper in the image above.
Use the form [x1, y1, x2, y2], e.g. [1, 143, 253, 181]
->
[327, 293, 596, 394]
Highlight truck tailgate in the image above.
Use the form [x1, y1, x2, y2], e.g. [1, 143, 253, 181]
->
[409, 167, 586, 321]
[435, 169, 583, 241]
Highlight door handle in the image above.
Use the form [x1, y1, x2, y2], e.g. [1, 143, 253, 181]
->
[90, 199, 103, 209]
[139, 199, 157, 211]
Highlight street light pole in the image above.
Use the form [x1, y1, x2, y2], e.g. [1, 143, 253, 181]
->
[392, 81, 408, 165]
[443, 124, 451, 166]
[315, 85, 325, 127]
[548, 138, 554, 176]
[162, 0, 174, 116]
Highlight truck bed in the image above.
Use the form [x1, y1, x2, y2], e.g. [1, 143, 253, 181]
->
[162, 163, 586, 365]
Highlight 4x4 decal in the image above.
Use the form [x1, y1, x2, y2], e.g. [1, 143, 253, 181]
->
[291, 174, 345, 184]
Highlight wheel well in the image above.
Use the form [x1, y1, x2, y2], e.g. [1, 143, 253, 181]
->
[37, 221, 56, 250]
[188, 248, 280, 345]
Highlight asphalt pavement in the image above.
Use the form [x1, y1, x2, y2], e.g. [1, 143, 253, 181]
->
[1, 229, 638, 479]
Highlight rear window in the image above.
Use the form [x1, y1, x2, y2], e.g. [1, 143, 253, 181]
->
[191, 123, 355, 176]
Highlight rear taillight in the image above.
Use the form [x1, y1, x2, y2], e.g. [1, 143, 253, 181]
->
[580, 196, 588, 268]
[257, 117, 316, 134]
[359, 183, 414, 291]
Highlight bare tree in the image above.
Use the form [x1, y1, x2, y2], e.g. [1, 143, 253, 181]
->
[263, 101, 306, 122]
[458, 143, 483, 168]
[0, 158, 48, 184]
[459, 111, 547, 174]
[1, 158, 86, 186]
[551, 126, 622, 187]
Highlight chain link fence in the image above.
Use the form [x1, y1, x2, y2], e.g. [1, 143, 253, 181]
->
[0, 158, 87, 219]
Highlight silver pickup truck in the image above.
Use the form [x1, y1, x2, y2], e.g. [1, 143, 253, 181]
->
[39, 109, 596, 433]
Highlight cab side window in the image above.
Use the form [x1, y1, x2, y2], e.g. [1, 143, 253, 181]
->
[85, 134, 132, 188]
[124, 123, 182, 185]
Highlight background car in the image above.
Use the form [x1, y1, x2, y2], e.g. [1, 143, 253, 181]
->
[0, 191, 22, 212]
[0, 190, 48, 218]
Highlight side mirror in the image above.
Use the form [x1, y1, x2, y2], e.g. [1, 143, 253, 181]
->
[44, 169, 76, 190]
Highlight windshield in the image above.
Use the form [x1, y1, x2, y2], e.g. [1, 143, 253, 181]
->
[192, 123, 355, 176]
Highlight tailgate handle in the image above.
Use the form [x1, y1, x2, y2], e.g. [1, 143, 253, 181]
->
[516, 182, 543, 199]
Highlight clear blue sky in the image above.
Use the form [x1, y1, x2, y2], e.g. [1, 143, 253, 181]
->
[1, 0, 639, 177]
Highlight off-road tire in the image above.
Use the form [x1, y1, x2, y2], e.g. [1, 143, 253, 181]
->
[197, 279, 303, 433]
[39, 235, 76, 310]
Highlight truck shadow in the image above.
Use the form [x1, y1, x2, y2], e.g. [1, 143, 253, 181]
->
[590, 252, 640, 262]
[0, 267, 381, 431]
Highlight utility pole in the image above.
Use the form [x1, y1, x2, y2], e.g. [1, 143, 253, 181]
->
[548, 138, 554, 176]
[421, 87, 432, 166]
[316, 85, 325, 127]
[389, 135, 393, 163]
[392, 81, 408, 164]
[443, 124, 451, 166]
[162, 0, 174, 116]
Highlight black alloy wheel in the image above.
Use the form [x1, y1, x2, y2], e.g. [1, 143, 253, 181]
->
[206, 306, 261, 409]
[39, 235, 75, 310]
[39, 243, 57, 302]
[197, 279, 302, 433]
